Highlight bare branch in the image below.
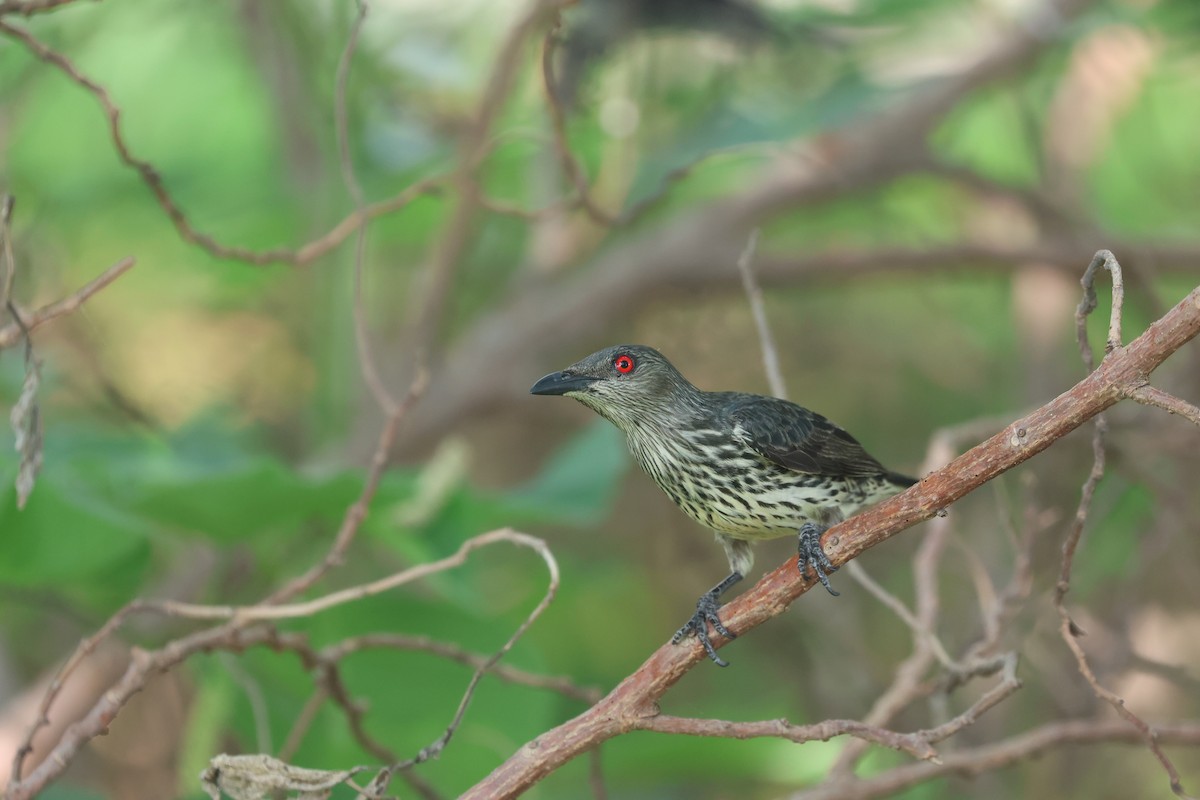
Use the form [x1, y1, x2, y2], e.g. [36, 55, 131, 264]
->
[461, 271, 1200, 799]
[845, 561, 956, 670]
[409, 0, 569, 355]
[1, 194, 14, 313]
[637, 715, 939, 762]
[276, 687, 328, 763]
[4, 528, 556, 799]
[1076, 249, 1126, 364]
[1123, 384, 1200, 427]
[0, 257, 135, 349]
[735, 228, 789, 399]
[539, 16, 616, 227]
[266, 366, 428, 604]
[150, 529, 550, 623]
[0, 18, 443, 267]
[788, 719, 1200, 800]
[920, 652, 1022, 744]
[391, 531, 560, 769]
[1057, 251, 1194, 799]
[331, 0, 400, 415]
[827, 510, 951, 779]
[321, 634, 600, 705]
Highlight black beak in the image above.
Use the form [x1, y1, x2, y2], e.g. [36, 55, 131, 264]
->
[530, 371, 598, 396]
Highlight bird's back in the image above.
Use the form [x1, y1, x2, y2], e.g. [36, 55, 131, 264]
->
[624, 391, 914, 540]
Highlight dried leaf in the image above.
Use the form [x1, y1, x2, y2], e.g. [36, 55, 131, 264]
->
[10, 353, 42, 510]
[200, 753, 369, 800]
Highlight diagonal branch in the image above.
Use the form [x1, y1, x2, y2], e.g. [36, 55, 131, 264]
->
[0, 257, 135, 349]
[461, 267, 1200, 799]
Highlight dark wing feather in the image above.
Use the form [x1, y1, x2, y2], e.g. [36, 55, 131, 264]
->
[722, 393, 891, 479]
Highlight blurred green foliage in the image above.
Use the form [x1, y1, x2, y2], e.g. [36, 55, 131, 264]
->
[2, 0, 1199, 798]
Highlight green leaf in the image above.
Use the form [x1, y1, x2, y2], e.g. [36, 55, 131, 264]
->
[130, 460, 361, 542]
[0, 476, 150, 587]
[506, 420, 629, 525]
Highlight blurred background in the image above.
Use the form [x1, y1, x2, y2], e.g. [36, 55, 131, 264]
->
[1, 0, 1199, 797]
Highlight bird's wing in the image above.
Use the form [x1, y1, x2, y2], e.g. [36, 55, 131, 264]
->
[725, 394, 889, 478]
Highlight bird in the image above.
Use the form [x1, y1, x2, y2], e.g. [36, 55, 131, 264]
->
[530, 344, 916, 666]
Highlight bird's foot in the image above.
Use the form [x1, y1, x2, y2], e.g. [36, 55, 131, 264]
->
[672, 590, 735, 667]
[798, 522, 840, 596]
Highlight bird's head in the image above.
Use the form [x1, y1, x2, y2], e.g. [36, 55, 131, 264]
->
[530, 344, 697, 429]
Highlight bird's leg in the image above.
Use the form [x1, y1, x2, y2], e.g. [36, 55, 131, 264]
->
[671, 571, 743, 667]
[797, 522, 840, 596]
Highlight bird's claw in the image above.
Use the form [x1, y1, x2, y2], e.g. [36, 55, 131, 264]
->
[798, 522, 840, 596]
[672, 591, 735, 667]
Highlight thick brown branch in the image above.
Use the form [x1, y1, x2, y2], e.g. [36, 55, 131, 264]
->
[460, 275, 1200, 799]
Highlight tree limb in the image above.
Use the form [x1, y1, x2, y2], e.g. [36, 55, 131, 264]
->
[460, 270, 1200, 799]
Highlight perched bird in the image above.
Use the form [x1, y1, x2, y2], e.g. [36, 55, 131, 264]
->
[531, 344, 916, 666]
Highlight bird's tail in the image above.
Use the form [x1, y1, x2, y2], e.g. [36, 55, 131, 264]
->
[886, 471, 919, 489]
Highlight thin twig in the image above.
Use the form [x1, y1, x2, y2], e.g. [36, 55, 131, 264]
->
[539, 15, 616, 227]
[151, 529, 551, 622]
[919, 652, 1022, 743]
[735, 228, 789, 399]
[265, 366, 428, 604]
[827, 511, 950, 779]
[409, 0, 568, 356]
[1058, 250, 1194, 799]
[222, 654, 274, 754]
[845, 561, 956, 669]
[267, 631, 442, 800]
[788, 719, 1200, 800]
[1076, 249, 1125, 366]
[333, 0, 397, 415]
[587, 748, 607, 800]
[0, 19, 443, 266]
[0, 257, 135, 349]
[277, 687, 328, 763]
[1123, 384, 1200, 427]
[6, 527, 556, 798]
[390, 531, 561, 769]
[9, 597, 144, 782]
[1, 194, 15, 314]
[321, 633, 601, 704]
[637, 715, 940, 762]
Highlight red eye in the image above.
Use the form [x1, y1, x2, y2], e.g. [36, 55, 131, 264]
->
[614, 354, 635, 374]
